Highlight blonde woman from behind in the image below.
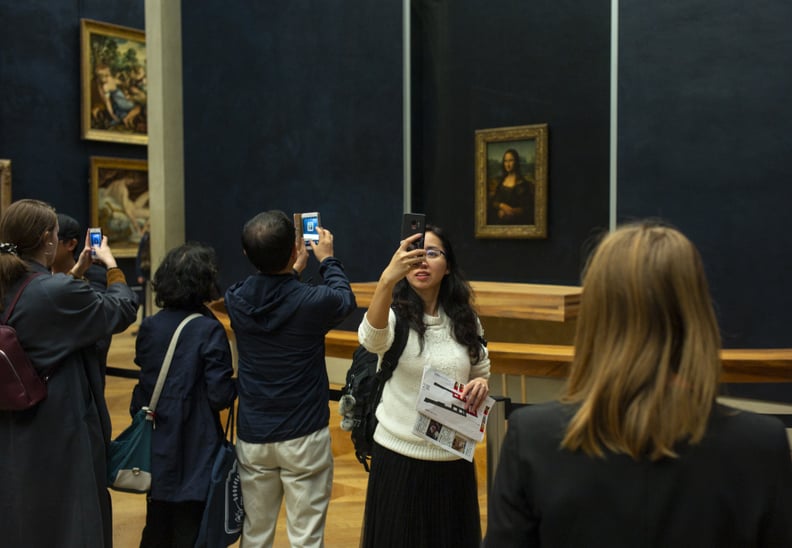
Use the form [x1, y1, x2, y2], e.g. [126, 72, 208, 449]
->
[484, 221, 792, 548]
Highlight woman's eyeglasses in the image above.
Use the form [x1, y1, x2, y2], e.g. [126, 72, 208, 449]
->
[424, 248, 446, 260]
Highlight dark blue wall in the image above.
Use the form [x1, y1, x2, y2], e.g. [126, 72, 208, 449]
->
[181, 1, 404, 290]
[0, 0, 145, 231]
[3, 1, 790, 351]
[0, 0, 145, 280]
[411, 0, 611, 285]
[618, 0, 792, 348]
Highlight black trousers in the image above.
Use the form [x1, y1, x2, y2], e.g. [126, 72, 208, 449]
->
[139, 499, 205, 548]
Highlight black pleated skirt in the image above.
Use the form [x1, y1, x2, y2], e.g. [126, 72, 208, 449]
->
[361, 442, 482, 548]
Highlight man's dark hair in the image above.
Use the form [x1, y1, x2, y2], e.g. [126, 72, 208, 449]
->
[57, 214, 82, 242]
[57, 213, 82, 260]
[241, 210, 295, 273]
[153, 242, 219, 309]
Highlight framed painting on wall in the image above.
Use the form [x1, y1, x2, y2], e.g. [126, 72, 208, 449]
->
[0, 159, 11, 216]
[475, 124, 548, 239]
[90, 156, 149, 258]
[80, 19, 147, 145]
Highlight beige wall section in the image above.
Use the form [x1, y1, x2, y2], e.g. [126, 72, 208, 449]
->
[145, 0, 185, 290]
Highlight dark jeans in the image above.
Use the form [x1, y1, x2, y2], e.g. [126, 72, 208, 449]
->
[139, 499, 205, 548]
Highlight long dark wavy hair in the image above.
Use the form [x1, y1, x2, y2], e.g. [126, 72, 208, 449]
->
[392, 225, 484, 363]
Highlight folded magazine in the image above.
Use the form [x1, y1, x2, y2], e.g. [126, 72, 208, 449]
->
[412, 367, 495, 461]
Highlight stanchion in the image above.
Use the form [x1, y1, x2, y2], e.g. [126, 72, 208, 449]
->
[486, 396, 511, 495]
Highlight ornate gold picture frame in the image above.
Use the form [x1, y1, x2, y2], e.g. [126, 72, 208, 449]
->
[475, 124, 548, 239]
[90, 156, 149, 258]
[80, 19, 147, 145]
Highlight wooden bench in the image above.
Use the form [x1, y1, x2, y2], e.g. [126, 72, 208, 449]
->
[323, 330, 792, 383]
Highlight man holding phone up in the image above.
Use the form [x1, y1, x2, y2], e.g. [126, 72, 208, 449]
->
[225, 210, 357, 548]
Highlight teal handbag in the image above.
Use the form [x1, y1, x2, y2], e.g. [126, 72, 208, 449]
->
[106, 313, 201, 493]
[106, 407, 154, 492]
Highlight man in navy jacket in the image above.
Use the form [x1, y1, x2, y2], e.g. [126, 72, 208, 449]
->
[225, 210, 356, 548]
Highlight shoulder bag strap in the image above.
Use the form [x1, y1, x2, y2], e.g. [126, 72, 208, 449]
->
[1, 272, 41, 325]
[146, 313, 202, 413]
[223, 404, 235, 443]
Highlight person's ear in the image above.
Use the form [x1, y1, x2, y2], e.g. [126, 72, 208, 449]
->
[66, 238, 78, 252]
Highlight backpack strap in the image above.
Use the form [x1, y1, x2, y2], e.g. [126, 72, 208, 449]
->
[371, 313, 409, 406]
[377, 314, 409, 382]
[1, 272, 41, 325]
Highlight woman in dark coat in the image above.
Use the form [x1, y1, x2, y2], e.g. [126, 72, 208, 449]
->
[131, 242, 236, 547]
[484, 222, 792, 547]
[0, 199, 138, 548]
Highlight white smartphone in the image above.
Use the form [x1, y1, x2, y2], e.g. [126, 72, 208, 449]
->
[298, 212, 321, 247]
[88, 227, 102, 257]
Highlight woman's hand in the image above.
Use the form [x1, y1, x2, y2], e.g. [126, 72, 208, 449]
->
[379, 232, 426, 286]
[70, 247, 93, 279]
[84, 232, 118, 269]
[365, 233, 426, 329]
[463, 377, 489, 413]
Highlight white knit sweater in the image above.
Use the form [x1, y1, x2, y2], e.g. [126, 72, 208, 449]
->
[358, 307, 491, 461]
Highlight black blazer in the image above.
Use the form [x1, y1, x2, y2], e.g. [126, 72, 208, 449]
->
[484, 401, 792, 548]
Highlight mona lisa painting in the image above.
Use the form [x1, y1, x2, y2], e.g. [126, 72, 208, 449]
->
[475, 124, 548, 239]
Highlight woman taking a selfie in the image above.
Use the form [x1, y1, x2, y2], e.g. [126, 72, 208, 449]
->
[484, 221, 792, 547]
[0, 199, 138, 547]
[358, 225, 490, 548]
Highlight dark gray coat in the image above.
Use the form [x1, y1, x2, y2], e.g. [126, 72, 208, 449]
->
[0, 262, 138, 548]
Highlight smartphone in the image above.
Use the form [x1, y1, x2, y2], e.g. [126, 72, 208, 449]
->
[88, 227, 102, 257]
[295, 212, 321, 247]
[401, 213, 426, 250]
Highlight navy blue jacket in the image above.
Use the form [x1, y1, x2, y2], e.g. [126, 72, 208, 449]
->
[225, 257, 356, 443]
[131, 307, 236, 502]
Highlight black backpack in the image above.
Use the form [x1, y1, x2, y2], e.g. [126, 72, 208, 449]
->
[339, 317, 409, 472]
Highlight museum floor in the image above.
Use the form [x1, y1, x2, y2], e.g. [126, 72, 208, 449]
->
[106, 327, 489, 547]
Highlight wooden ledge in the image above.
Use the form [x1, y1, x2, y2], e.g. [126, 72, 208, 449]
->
[351, 281, 581, 322]
[323, 330, 792, 383]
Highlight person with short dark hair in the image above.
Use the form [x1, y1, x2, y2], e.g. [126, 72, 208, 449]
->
[225, 210, 356, 547]
[0, 199, 137, 547]
[131, 242, 236, 547]
[52, 213, 110, 292]
[52, 213, 83, 267]
[52, 213, 112, 377]
[484, 221, 792, 547]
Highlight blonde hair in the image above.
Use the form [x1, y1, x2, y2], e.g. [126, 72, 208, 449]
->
[561, 221, 721, 461]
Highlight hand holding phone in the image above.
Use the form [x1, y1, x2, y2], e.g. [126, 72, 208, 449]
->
[401, 213, 426, 250]
[294, 212, 321, 249]
[88, 227, 102, 258]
